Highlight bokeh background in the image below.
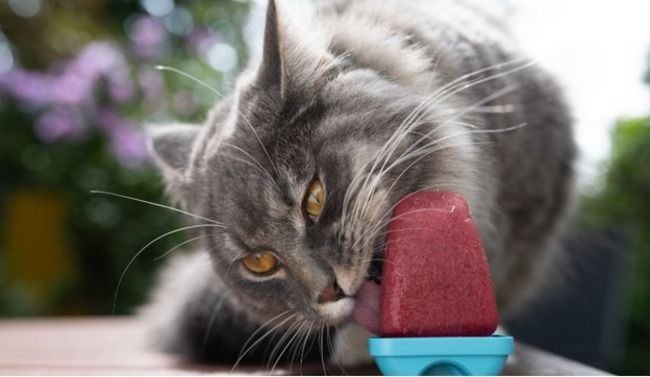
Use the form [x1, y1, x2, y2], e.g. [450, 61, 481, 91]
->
[0, 0, 648, 374]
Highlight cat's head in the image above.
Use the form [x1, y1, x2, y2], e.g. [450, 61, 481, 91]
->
[149, 0, 475, 325]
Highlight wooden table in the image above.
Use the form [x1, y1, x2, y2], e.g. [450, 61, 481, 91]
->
[0, 318, 609, 375]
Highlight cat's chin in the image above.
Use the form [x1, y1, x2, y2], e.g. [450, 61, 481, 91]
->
[315, 296, 355, 325]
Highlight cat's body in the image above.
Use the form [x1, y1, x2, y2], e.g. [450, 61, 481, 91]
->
[143, 0, 576, 368]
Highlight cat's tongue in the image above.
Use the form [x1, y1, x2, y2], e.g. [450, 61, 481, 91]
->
[352, 280, 381, 335]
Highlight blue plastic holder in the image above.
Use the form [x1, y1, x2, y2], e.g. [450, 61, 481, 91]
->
[369, 335, 514, 376]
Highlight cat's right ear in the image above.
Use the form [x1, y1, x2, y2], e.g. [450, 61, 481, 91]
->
[147, 123, 201, 194]
[255, 0, 336, 98]
[257, 0, 283, 90]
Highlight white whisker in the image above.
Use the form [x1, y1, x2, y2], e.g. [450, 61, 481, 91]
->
[270, 321, 304, 375]
[90, 190, 222, 225]
[153, 234, 209, 261]
[232, 312, 295, 372]
[156, 64, 281, 180]
[112, 223, 224, 314]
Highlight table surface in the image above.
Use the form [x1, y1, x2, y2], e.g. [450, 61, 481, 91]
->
[0, 318, 609, 375]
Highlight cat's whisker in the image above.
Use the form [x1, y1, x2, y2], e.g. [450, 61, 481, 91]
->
[262, 321, 288, 366]
[429, 60, 535, 108]
[268, 320, 300, 374]
[217, 153, 276, 183]
[353, 140, 491, 251]
[351, 139, 482, 245]
[441, 104, 517, 115]
[339, 92, 428, 231]
[319, 324, 327, 376]
[232, 313, 291, 370]
[369, 120, 516, 215]
[156, 64, 281, 180]
[90, 190, 222, 225]
[349, 182, 460, 251]
[326, 325, 348, 376]
[346, 58, 534, 215]
[351, 59, 533, 215]
[221, 142, 277, 186]
[360, 82, 519, 211]
[265, 322, 293, 372]
[356, 82, 517, 195]
[112, 223, 225, 314]
[345, 90, 447, 232]
[342, 92, 436, 231]
[288, 321, 308, 373]
[373, 118, 519, 192]
[153, 234, 210, 261]
[435, 84, 519, 124]
[156, 65, 222, 97]
[232, 311, 294, 372]
[353, 174, 483, 252]
[299, 322, 314, 375]
[201, 296, 226, 358]
[270, 321, 304, 375]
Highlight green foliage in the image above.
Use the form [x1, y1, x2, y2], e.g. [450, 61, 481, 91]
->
[0, 101, 186, 315]
[580, 117, 650, 374]
[0, 0, 251, 316]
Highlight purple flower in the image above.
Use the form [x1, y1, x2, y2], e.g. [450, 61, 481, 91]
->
[107, 74, 134, 104]
[129, 16, 167, 59]
[66, 42, 133, 104]
[96, 109, 148, 165]
[186, 27, 221, 55]
[34, 107, 85, 143]
[0, 41, 132, 107]
[137, 67, 165, 106]
[51, 70, 94, 105]
[0, 69, 53, 106]
[109, 125, 148, 166]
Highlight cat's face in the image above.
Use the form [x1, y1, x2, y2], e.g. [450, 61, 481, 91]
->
[200, 70, 437, 325]
[149, 0, 468, 326]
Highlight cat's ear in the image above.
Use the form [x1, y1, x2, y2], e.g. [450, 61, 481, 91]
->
[256, 0, 337, 97]
[257, 0, 283, 89]
[147, 123, 201, 190]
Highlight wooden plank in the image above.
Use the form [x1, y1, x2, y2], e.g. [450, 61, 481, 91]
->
[0, 318, 609, 375]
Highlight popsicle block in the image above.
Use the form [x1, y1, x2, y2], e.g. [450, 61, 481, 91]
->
[380, 191, 498, 337]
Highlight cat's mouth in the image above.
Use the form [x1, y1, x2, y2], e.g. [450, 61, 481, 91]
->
[344, 252, 385, 334]
[315, 296, 355, 324]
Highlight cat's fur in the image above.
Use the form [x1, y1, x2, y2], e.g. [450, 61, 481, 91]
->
[142, 0, 576, 369]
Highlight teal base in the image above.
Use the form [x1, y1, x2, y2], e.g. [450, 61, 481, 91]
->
[368, 335, 514, 376]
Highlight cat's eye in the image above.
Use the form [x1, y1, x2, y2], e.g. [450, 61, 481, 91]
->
[303, 177, 325, 220]
[241, 252, 278, 275]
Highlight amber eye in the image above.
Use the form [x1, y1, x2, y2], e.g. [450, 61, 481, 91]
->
[241, 252, 278, 275]
[304, 177, 325, 220]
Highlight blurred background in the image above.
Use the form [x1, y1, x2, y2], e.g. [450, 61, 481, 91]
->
[0, 0, 648, 374]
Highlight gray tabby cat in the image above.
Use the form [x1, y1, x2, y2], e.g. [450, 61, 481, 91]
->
[142, 0, 576, 369]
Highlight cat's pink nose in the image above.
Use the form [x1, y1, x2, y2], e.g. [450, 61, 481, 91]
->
[318, 281, 345, 303]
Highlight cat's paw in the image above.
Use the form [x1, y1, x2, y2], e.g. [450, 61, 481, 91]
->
[329, 322, 374, 367]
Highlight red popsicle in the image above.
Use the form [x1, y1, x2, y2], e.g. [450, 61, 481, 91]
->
[379, 191, 498, 337]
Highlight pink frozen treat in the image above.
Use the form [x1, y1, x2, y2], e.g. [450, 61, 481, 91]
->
[379, 191, 499, 337]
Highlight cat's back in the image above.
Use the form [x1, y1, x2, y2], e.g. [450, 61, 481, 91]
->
[316, 0, 517, 91]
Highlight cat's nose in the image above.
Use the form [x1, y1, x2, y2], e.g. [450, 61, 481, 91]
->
[317, 280, 345, 303]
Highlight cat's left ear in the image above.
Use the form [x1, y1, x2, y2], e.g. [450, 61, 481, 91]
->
[256, 0, 337, 98]
[147, 123, 201, 194]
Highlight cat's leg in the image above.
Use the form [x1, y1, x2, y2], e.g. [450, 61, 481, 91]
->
[140, 251, 329, 365]
[139, 251, 261, 362]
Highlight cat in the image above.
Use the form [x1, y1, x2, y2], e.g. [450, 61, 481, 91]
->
[141, 0, 576, 370]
